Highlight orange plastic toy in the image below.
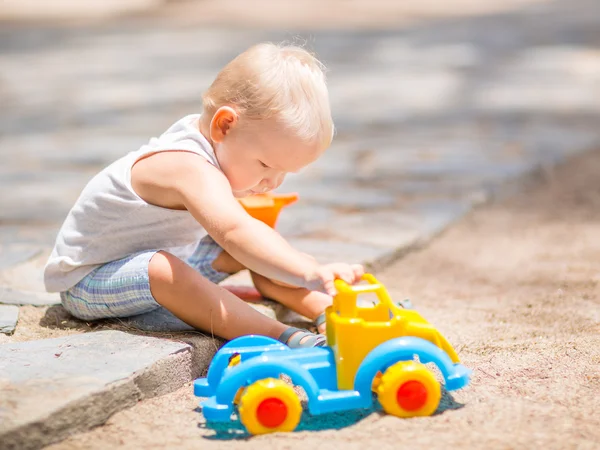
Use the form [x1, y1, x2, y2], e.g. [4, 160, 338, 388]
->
[238, 193, 298, 228]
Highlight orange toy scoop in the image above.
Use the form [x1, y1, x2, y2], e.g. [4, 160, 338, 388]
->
[238, 193, 298, 228]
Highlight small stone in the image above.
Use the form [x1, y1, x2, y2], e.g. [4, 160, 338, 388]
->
[0, 305, 19, 334]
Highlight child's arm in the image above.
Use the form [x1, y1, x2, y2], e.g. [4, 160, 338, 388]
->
[131, 151, 360, 295]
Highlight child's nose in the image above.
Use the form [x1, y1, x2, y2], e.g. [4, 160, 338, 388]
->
[264, 175, 283, 191]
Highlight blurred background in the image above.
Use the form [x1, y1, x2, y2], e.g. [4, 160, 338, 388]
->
[1, 0, 600, 286]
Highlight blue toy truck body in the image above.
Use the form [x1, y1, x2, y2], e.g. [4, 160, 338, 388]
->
[194, 334, 470, 422]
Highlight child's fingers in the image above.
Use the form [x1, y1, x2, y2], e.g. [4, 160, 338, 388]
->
[323, 277, 337, 296]
[338, 268, 356, 284]
[351, 264, 365, 281]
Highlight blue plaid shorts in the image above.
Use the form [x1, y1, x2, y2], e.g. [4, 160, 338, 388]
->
[61, 235, 230, 321]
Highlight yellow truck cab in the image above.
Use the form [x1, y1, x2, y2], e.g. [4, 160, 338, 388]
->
[327, 274, 460, 390]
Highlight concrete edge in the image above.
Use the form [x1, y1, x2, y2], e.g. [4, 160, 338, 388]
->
[0, 336, 221, 450]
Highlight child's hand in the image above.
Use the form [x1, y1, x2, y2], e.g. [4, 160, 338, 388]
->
[304, 263, 365, 296]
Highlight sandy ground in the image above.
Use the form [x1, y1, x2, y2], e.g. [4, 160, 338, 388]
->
[40, 148, 600, 449]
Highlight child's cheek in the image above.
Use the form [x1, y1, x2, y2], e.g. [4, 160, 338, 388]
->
[241, 167, 261, 189]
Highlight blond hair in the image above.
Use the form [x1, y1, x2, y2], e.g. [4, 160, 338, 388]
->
[202, 43, 334, 148]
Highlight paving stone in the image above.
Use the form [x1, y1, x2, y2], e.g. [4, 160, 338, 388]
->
[0, 258, 48, 292]
[0, 132, 146, 169]
[274, 202, 338, 237]
[118, 307, 196, 332]
[278, 181, 396, 210]
[0, 225, 59, 247]
[0, 286, 61, 306]
[288, 238, 391, 266]
[308, 211, 420, 250]
[0, 245, 43, 271]
[0, 171, 92, 223]
[0, 304, 19, 334]
[0, 330, 198, 450]
[474, 46, 600, 113]
[310, 199, 472, 250]
[329, 67, 462, 126]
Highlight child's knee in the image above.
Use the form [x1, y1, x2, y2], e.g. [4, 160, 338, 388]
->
[148, 251, 181, 286]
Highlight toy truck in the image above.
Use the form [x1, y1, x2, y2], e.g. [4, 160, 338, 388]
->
[194, 274, 470, 435]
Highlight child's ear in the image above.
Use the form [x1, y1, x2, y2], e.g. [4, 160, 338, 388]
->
[210, 106, 238, 142]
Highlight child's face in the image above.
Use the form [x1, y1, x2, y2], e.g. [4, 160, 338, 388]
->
[208, 108, 325, 198]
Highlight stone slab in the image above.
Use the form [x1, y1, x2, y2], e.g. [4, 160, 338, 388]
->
[0, 225, 58, 247]
[0, 330, 195, 450]
[312, 211, 421, 250]
[278, 179, 396, 210]
[118, 307, 196, 332]
[0, 305, 19, 334]
[0, 245, 43, 271]
[288, 238, 391, 267]
[274, 203, 337, 237]
[308, 198, 473, 250]
[0, 286, 61, 306]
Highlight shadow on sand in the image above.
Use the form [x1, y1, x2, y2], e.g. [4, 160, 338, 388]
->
[197, 388, 464, 440]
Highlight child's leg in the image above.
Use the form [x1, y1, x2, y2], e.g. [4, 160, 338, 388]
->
[250, 271, 331, 334]
[187, 235, 330, 335]
[149, 251, 288, 340]
[61, 249, 320, 344]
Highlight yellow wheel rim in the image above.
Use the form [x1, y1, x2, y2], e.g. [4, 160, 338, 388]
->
[377, 361, 441, 418]
[238, 378, 302, 435]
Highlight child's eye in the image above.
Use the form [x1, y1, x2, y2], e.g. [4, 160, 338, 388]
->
[259, 161, 269, 168]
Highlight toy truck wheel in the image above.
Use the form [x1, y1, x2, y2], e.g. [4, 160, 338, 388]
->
[238, 378, 302, 435]
[377, 361, 441, 418]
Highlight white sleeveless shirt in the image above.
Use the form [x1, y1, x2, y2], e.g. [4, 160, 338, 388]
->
[44, 114, 219, 292]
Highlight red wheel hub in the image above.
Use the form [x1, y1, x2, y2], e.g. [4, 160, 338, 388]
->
[396, 380, 428, 411]
[256, 397, 288, 428]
